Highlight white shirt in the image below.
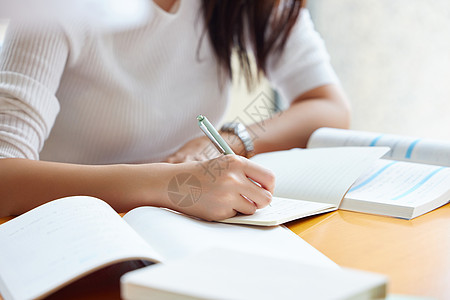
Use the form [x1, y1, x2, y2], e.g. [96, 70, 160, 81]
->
[0, 2, 338, 164]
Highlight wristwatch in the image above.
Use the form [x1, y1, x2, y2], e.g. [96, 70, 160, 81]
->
[220, 122, 255, 158]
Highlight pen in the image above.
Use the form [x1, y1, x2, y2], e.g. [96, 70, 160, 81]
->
[198, 115, 267, 200]
[197, 114, 235, 155]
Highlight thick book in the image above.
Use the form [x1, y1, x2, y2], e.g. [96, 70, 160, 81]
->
[0, 196, 336, 300]
[223, 128, 450, 226]
[121, 248, 387, 300]
[309, 128, 450, 219]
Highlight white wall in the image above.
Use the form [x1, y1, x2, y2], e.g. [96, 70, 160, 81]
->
[308, 0, 450, 140]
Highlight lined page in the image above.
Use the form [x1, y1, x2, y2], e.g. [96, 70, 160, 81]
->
[0, 196, 161, 300]
[221, 197, 335, 226]
[250, 147, 389, 206]
[344, 159, 450, 208]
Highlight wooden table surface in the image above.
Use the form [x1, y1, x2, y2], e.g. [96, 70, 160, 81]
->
[288, 204, 450, 299]
[1, 204, 449, 300]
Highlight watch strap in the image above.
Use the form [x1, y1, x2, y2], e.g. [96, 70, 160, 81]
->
[220, 122, 255, 158]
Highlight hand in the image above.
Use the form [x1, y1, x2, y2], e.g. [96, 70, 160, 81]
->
[165, 136, 220, 163]
[165, 132, 247, 163]
[163, 155, 275, 221]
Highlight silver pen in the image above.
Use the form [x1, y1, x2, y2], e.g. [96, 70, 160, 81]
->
[197, 115, 235, 155]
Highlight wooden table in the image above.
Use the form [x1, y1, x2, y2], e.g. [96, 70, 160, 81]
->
[288, 204, 450, 299]
[1, 204, 449, 300]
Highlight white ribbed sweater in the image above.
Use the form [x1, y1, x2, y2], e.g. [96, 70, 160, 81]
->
[0, 2, 337, 164]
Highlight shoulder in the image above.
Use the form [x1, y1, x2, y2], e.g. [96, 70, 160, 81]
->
[4, 19, 80, 65]
[266, 8, 339, 103]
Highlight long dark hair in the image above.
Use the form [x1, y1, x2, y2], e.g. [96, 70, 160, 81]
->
[201, 0, 303, 89]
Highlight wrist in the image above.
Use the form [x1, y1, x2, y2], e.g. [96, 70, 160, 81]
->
[220, 122, 255, 158]
[133, 163, 178, 210]
[219, 131, 246, 157]
[96, 163, 174, 212]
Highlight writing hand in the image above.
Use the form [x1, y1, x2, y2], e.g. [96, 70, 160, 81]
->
[164, 155, 275, 221]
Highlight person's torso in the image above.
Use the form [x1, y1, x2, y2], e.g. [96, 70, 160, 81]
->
[41, 0, 230, 164]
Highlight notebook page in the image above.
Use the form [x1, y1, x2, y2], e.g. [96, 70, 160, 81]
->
[123, 207, 337, 268]
[221, 196, 335, 226]
[344, 159, 450, 208]
[0, 196, 162, 300]
[250, 147, 389, 206]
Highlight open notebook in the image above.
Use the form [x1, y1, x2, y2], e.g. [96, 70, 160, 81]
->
[222, 146, 389, 226]
[0, 196, 335, 300]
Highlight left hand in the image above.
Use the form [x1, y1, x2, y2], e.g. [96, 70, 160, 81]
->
[165, 136, 221, 163]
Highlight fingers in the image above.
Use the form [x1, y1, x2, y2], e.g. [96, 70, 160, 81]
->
[239, 181, 273, 209]
[166, 149, 220, 163]
[171, 155, 275, 221]
[219, 155, 274, 211]
[166, 155, 179, 163]
[210, 155, 274, 211]
[241, 158, 276, 194]
[217, 175, 271, 217]
[165, 136, 220, 163]
[233, 195, 258, 215]
[166, 153, 193, 163]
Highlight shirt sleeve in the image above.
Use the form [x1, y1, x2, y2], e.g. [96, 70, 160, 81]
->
[0, 22, 69, 159]
[266, 8, 339, 104]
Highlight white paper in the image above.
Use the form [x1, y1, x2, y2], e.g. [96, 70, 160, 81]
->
[122, 249, 387, 300]
[123, 207, 337, 268]
[221, 196, 334, 226]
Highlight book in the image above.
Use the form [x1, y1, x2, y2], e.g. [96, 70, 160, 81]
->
[0, 195, 336, 300]
[223, 128, 450, 225]
[307, 127, 450, 167]
[309, 128, 450, 219]
[121, 248, 387, 300]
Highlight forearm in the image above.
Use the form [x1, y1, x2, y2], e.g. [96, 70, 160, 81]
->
[249, 84, 351, 153]
[0, 156, 275, 221]
[0, 158, 171, 217]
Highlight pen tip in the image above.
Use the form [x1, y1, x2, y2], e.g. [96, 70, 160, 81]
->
[197, 114, 204, 121]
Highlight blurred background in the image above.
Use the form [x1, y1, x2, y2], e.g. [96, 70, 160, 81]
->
[0, 20, 6, 45]
[228, 0, 450, 140]
[1, 1, 450, 140]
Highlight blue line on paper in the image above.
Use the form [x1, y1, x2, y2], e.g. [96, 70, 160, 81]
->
[405, 139, 421, 159]
[348, 161, 398, 193]
[369, 135, 383, 146]
[391, 167, 445, 200]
